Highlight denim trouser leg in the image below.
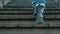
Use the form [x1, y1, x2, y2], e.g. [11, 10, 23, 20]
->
[37, 6, 44, 17]
[33, 5, 37, 15]
[36, 6, 45, 23]
[0, 2, 3, 8]
[31, 0, 38, 15]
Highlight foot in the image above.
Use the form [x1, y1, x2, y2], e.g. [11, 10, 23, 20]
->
[37, 21, 44, 24]
[36, 17, 44, 24]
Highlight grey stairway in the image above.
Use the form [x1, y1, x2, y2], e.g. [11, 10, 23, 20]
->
[0, 0, 60, 34]
[0, 0, 60, 27]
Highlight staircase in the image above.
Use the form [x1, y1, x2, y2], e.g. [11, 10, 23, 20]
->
[0, 0, 60, 34]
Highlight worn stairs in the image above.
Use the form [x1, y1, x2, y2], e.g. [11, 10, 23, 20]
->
[0, 0, 60, 34]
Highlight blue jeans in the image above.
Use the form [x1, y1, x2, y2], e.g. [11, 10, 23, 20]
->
[3, 0, 12, 5]
[33, 4, 45, 17]
[33, 3, 45, 22]
[0, 0, 12, 8]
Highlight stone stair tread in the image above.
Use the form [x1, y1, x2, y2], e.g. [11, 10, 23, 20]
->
[0, 28, 60, 34]
[0, 15, 59, 19]
[0, 20, 47, 27]
[0, 28, 48, 34]
[1, 8, 60, 10]
[0, 20, 60, 27]
[49, 23, 60, 27]
[45, 20, 60, 27]
[3, 7, 59, 9]
[5, 0, 60, 8]
[0, 10, 60, 14]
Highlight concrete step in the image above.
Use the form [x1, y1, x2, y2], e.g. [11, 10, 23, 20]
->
[4, 5, 58, 9]
[0, 10, 60, 14]
[0, 28, 60, 34]
[1, 8, 60, 10]
[0, 14, 59, 20]
[0, 20, 60, 27]
[0, 8, 60, 15]
[0, 20, 47, 27]
[0, 28, 51, 34]
[5, 0, 60, 8]
[49, 23, 60, 27]
[46, 20, 60, 27]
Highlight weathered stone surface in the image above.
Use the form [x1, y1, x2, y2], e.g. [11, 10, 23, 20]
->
[0, 20, 60, 27]
[0, 9, 60, 14]
[5, 0, 60, 8]
[47, 28, 60, 34]
[34, 23, 48, 27]
[0, 0, 60, 28]
[0, 15, 57, 19]
[0, 20, 47, 27]
[49, 23, 60, 27]
[0, 28, 60, 34]
[45, 20, 60, 27]
[0, 28, 47, 34]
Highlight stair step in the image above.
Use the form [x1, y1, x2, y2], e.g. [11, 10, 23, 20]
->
[0, 28, 47, 34]
[49, 23, 60, 27]
[0, 8, 60, 14]
[0, 20, 47, 27]
[0, 10, 60, 14]
[5, 5, 59, 9]
[0, 28, 60, 34]
[1, 8, 60, 10]
[0, 15, 59, 20]
[0, 20, 60, 27]
[5, 0, 60, 8]
[46, 20, 60, 27]
[1, 7, 60, 13]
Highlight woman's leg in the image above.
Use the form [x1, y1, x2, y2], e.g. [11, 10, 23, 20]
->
[0, 0, 12, 8]
[3, 0, 12, 5]
[31, 0, 37, 16]
[0, 0, 3, 8]
[36, 5, 45, 23]
[33, 5, 37, 15]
